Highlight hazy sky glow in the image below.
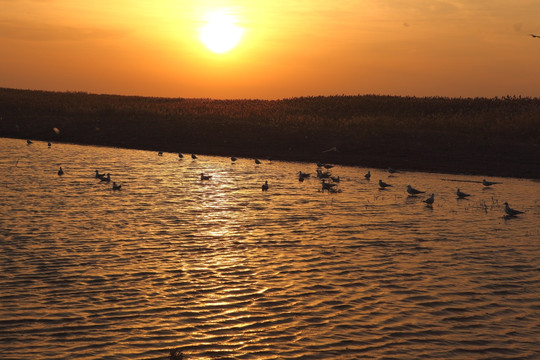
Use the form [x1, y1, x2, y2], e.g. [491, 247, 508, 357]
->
[1, 0, 540, 99]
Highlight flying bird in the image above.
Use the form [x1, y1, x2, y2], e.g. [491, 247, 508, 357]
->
[504, 202, 524, 216]
[529, 33, 540, 38]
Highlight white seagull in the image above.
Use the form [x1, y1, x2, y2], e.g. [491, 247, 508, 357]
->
[504, 202, 524, 216]
[407, 185, 425, 196]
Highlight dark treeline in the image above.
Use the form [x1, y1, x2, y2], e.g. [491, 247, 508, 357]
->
[1, 87, 539, 178]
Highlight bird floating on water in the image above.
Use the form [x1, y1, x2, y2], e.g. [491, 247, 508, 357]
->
[158, 151, 163, 156]
[262, 180, 269, 191]
[457, 188, 471, 199]
[254, 158, 261, 164]
[48, 142, 51, 147]
[57, 166, 64, 176]
[95, 170, 106, 179]
[407, 185, 425, 195]
[364, 170, 371, 180]
[321, 179, 337, 191]
[482, 179, 501, 187]
[100, 173, 111, 182]
[191, 154, 198, 159]
[379, 180, 392, 189]
[231, 156, 237, 162]
[423, 193, 435, 206]
[112, 182, 122, 191]
[200, 172, 211, 180]
[178, 153, 183, 159]
[298, 171, 310, 182]
[388, 167, 397, 174]
[316, 169, 331, 179]
[331, 176, 341, 183]
[27, 139, 33, 145]
[504, 202, 524, 217]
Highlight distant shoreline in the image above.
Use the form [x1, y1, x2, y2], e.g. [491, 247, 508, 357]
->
[1, 87, 539, 179]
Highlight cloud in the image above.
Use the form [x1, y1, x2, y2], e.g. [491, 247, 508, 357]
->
[0, 20, 127, 41]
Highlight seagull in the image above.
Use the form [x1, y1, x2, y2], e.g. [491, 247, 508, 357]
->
[504, 202, 524, 216]
[364, 170, 371, 180]
[200, 172, 212, 180]
[262, 180, 269, 191]
[457, 188, 471, 199]
[529, 33, 540, 38]
[423, 193, 435, 206]
[158, 151, 163, 156]
[379, 179, 392, 189]
[112, 182, 122, 191]
[407, 185, 425, 195]
[316, 169, 331, 179]
[254, 158, 261, 164]
[482, 179, 501, 187]
[231, 156, 237, 162]
[95, 170, 106, 179]
[298, 171, 311, 182]
[191, 154, 198, 159]
[57, 166, 64, 176]
[100, 173, 111, 182]
[322, 179, 337, 191]
[178, 153, 183, 159]
[27, 139, 33, 145]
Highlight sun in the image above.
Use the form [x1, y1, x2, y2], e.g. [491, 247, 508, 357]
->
[199, 10, 244, 54]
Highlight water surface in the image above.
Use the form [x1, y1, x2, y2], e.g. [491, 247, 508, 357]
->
[1, 138, 539, 359]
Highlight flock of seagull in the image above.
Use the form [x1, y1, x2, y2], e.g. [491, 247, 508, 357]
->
[32, 139, 526, 219]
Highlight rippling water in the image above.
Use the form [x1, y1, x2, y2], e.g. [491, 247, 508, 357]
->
[1, 137, 540, 360]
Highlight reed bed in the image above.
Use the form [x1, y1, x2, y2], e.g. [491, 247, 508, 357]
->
[1, 87, 539, 178]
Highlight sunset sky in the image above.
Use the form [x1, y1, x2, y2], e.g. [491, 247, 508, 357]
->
[1, 0, 540, 99]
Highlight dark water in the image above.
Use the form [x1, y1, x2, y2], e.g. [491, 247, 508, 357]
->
[1, 137, 539, 360]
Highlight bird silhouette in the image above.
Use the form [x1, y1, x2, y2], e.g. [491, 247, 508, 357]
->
[57, 167, 64, 176]
[112, 182, 122, 191]
[254, 158, 261, 164]
[504, 202, 524, 216]
[423, 193, 435, 206]
[407, 185, 425, 195]
[200, 173, 211, 180]
[482, 179, 501, 187]
[364, 170, 371, 180]
[529, 33, 540, 38]
[191, 154, 198, 159]
[457, 188, 471, 199]
[379, 179, 392, 189]
[262, 180, 269, 191]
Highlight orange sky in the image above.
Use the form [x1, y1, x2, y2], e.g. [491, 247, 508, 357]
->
[1, 0, 540, 99]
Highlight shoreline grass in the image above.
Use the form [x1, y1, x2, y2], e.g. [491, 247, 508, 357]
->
[1, 87, 539, 179]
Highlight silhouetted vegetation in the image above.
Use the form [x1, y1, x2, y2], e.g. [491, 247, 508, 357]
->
[1, 87, 539, 178]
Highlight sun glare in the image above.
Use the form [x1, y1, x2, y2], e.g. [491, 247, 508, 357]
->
[200, 10, 244, 54]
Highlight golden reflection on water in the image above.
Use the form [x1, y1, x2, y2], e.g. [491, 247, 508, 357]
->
[0, 138, 539, 360]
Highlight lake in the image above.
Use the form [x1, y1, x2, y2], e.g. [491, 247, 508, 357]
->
[1, 137, 539, 360]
